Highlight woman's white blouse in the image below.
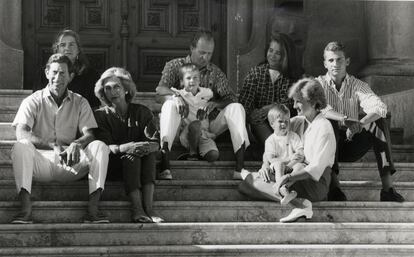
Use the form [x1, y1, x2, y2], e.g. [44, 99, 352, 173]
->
[303, 113, 336, 181]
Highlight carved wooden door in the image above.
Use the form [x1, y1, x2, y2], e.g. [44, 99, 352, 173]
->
[22, 0, 227, 92]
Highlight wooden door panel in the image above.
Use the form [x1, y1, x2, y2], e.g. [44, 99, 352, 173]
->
[23, 0, 120, 90]
[129, 0, 226, 92]
[23, 0, 226, 92]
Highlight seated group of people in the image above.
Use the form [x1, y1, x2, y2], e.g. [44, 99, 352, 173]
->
[9, 28, 404, 224]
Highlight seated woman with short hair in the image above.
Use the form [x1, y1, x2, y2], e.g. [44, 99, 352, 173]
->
[94, 67, 163, 223]
[239, 78, 336, 222]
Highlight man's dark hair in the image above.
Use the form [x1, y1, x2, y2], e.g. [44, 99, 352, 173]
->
[190, 28, 214, 48]
[46, 53, 74, 74]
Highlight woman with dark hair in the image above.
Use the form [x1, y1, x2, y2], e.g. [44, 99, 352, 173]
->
[94, 67, 163, 223]
[239, 78, 336, 222]
[239, 33, 303, 145]
[39, 29, 100, 108]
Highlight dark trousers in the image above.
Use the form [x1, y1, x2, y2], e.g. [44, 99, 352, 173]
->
[107, 152, 157, 194]
[331, 116, 395, 178]
[250, 120, 273, 146]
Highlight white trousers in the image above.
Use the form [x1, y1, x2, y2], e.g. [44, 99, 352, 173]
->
[160, 100, 250, 152]
[11, 139, 110, 194]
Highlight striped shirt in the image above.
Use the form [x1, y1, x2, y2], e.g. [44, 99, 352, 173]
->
[158, 55, 237, 103]
[317, 73, 387, 119]
[239, 63, 291, 116]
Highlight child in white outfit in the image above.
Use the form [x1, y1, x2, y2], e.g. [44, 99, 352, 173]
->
[171, 64, 219, 161]
[259, 104, 304, 205]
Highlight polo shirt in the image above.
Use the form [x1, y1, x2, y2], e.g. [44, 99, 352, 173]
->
[12, 87, 97, 146]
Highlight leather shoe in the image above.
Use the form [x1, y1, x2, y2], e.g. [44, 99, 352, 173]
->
[280, 200, 313, 223]
[328, 186, 347, 201]
[380, 187, 405, 202]
[11, 212, 33, 224]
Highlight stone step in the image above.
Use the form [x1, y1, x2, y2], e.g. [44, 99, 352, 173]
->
[0, 107, 18, 123]
[0, 119, 406, 143]
[1, 222, 414, 247]
[1, 245, 413, 257]
[1, 201, 413, 224]
[0, 123, 14, 140]
[1, 140, 414, 163]
[0, 89, 32, 107]
[2, 160, 414, 181]
[0, 180, 413, 201]
[0, 92, 159, 122]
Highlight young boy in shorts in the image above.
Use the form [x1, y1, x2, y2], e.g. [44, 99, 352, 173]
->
[259, 104, 304, 205]
[172, 63, 219, 162]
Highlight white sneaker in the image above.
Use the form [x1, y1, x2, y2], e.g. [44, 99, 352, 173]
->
[233, 169, 251, 180]
[157, 169, 172, 180]
[280, 190, 297, 206]
[240, 168, 251, 180]
[279, 199, 313, 223]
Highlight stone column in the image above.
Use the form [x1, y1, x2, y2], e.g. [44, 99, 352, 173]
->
[227, 0, 273, 92]
[0, 0, 24, 89]
[360, 1, 414, 94]
[360, 1, 414, 143]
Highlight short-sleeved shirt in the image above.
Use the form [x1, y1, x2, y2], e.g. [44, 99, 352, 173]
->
[93, 103, 157, 145]
[317, 73, 387, 120]
[12, 87, 97, 146]
[263, 131, 303, 164]
[239, 63, 291, 116]
[158, 55, 237, 102]
[173, 87, 213, 127]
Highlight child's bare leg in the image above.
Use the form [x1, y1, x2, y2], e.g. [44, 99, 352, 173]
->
[270, 161, 285, 188]
[272, 161, 299, 205]
[188, 121, 202, 156]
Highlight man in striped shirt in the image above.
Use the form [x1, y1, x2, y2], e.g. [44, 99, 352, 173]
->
[317, 41, 404, 202]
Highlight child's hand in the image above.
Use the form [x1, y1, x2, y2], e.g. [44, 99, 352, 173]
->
[196, 107, 208, 120]
[174, 96, 189, 118]
[258, 167, 272, 182]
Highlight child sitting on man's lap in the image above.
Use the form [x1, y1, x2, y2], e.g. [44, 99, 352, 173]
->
[172, 63, 219, 162]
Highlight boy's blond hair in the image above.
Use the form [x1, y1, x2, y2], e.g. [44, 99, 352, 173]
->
[268, 104, 290, 124]
[178, 63, 199, 81]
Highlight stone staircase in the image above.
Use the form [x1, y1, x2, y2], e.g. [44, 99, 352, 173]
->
[0, 90, 414, 256]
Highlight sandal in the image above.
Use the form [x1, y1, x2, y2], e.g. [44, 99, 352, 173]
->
[132, 215, 153, 223]
[131, 209, 153, 223]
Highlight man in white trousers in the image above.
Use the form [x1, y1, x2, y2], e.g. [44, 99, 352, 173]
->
[11, 53, 110, 224]
[156, 28, 250, 180]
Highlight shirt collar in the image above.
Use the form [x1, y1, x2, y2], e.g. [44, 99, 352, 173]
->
[325, 72, 350, 88]
[305, 112, 323, 125]
[181, 87, 201, 97]
[185, 55, 212, 72]
[43, 86, 72, 102]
